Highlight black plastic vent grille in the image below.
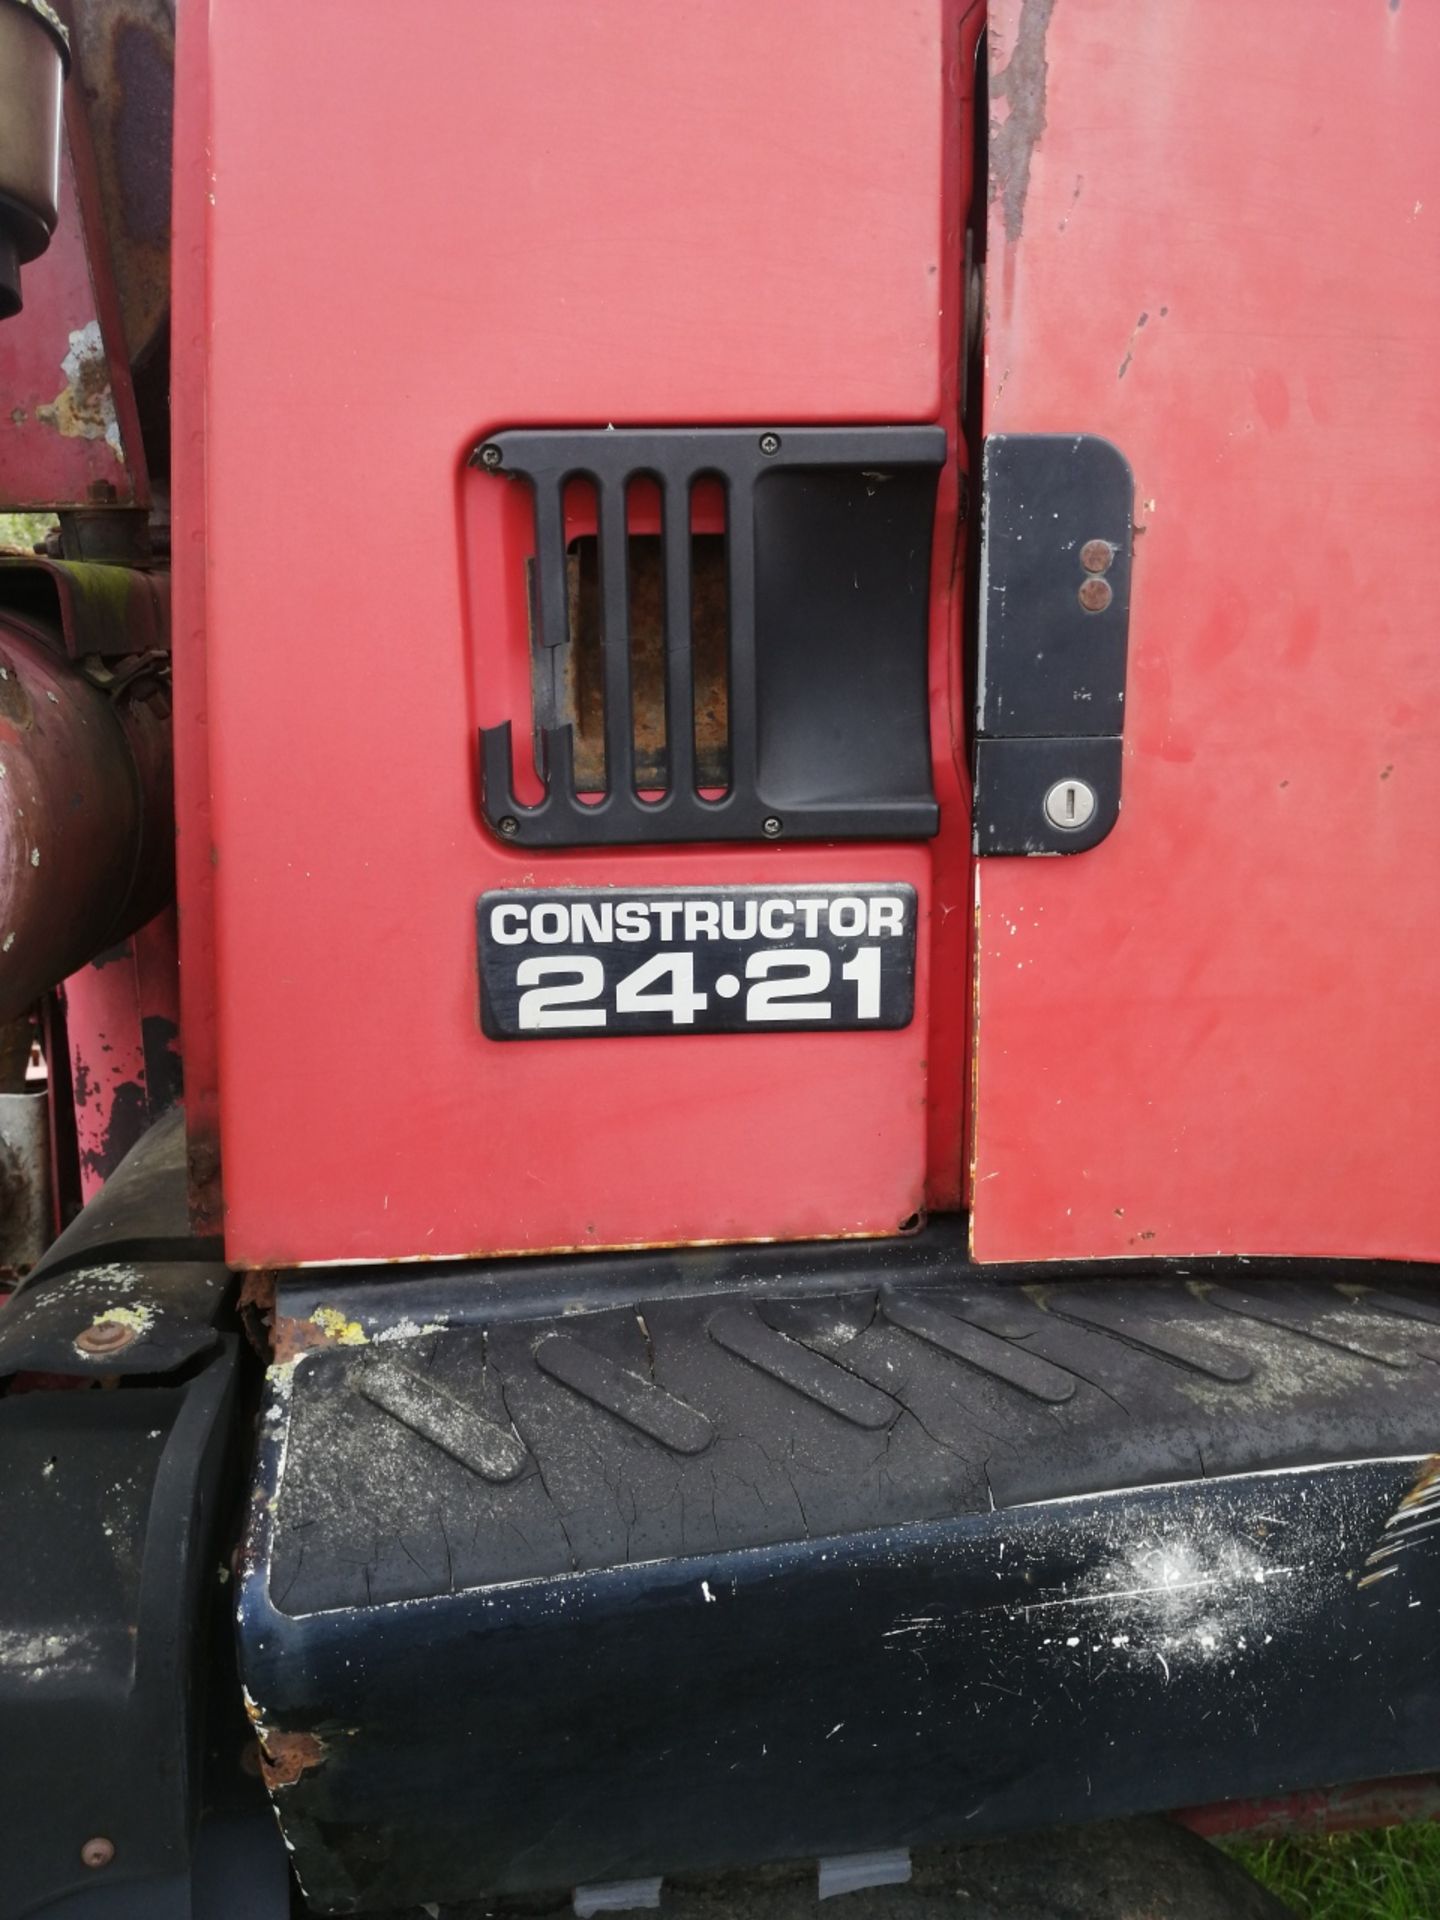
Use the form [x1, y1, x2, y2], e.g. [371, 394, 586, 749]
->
[472, 425, 945, 847]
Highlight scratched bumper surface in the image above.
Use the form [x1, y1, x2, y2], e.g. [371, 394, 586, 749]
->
[238, 1252, 1440, 1912]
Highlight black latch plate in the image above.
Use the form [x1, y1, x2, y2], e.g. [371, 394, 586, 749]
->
[973, 735, 1124, 858]
[975, 434, 1134, 856]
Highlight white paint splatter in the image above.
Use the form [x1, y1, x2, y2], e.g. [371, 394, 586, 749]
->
[0, 1627, 96, 1682]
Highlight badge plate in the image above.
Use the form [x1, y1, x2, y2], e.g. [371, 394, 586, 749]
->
[477, 884, 918, 1039]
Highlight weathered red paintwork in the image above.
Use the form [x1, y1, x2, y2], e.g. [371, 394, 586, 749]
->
[1179, 1775, 1440, 1844]
[971, 0, 1440, 1262]
[63, 907, 180, 1202]
[189, 0, 981, 1267]
[184, 0, 1440, 1274]
[169, 0, 221, 1230]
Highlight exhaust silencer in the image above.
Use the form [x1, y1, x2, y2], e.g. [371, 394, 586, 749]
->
[0, 615, 172, 1022]
[0, 0, 70, 320]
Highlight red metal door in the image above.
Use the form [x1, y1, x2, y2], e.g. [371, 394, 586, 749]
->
[971, 0, 1440, 1262]
[186, 0, 981, 1267]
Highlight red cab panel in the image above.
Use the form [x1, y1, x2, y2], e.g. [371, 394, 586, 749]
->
[971, 0, 1440, 1262]
[192, 0, 976, 1266]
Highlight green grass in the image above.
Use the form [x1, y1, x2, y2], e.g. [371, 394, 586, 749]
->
[0, 511, 56, 551]
[1226, 1826, 1440, 1919]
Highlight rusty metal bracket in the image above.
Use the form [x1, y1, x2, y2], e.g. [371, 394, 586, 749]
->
[0, 554, 168, 656]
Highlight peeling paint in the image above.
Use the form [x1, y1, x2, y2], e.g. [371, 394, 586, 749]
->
[990, 0, 1057, 243]
[257, 1726, 328, 1790]
[1118, 311, 1151, 381]
[270, 1312, 328, 1368]
[34, 322, 124, 460]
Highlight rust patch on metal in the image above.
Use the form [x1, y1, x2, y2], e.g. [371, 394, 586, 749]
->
[237, 1270, 276, 1319]
[74, 1317, 137, 1355]
[0, 650, 35, 729]
[186, 1125, 224, 1236]
[34, 322, 122, 453]
[257, 1727, 327, 1790]
[238, 1268, 278, 1358]
[270, 1309, 331, 1368]
[67, 1, 174, 364]
[990, 0, 1057, 244]
[271, 1303, 370, 1366]
[1078, 576, 1113, 613]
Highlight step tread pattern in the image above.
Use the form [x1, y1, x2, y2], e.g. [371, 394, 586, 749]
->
[359, 1354, 530, 1482]
[1041, 1289, 1253, 1382]
[1360, 1288, 1440, 1361]
[879, 1289, 1078, 1403]
[708, 1305, 900, 1429]
[1205, 1284, 1411, 1368]
[267, 1275, 1435, 1615]
[535, 1334, 716, 1454]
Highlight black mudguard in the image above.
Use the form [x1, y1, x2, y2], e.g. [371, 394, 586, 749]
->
[237, 1232, 1440, 1913]
[0, 1115, 286, 1920]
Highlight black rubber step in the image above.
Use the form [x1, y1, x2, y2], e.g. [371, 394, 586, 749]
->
[239, 1252, 1440, 1912]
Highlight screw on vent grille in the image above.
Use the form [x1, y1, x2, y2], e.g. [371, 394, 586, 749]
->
[471, 426, 945, 846]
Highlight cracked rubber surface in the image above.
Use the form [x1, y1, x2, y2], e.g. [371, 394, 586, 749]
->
[266, 1272, 1440, 1614]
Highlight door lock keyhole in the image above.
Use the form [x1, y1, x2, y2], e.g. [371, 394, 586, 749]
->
[1043, 778, 1099, 832]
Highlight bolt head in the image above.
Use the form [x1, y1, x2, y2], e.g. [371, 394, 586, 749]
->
[758, 433, 781, 456]
[75, 1319, 136, 1356]
[761, 815, 783, 837]
[1078, 576, 1113, 614]
[1079, 538, 1115, 575]
[478, 443, 503, 470]
[498, 815, 520, 838]
[1043, 778, 1099, 832]
[80, 1837, 115, 1870]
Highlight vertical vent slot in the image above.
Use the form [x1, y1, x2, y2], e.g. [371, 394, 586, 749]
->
[478, 425, 944, 847]
[690, 481, 730, 796]
[557, 484, 731, 799]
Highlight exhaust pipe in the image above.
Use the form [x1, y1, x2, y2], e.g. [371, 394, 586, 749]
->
[0, 615, 172, 1022]
[0, 0, 70, 320]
